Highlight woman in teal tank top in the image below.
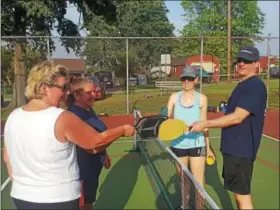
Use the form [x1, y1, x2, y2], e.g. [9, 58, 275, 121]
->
[166, 66, 215, 209]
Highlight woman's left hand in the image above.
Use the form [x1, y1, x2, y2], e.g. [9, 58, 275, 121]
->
[103, 153, 111, 169]
[207, 148, 216, 162]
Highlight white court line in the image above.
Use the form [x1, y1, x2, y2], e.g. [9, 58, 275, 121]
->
[262, 134, 279, 142]
[209, 136, 221, 139]
[1, 177, 10, 191]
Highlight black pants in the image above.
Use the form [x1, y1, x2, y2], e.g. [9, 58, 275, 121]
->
[77, 149, 105, 205]
[13, 198, 79, 210]
[81, 161, 104, 204]
[222, 153, 254, 195]
[171, 146, 207, 157]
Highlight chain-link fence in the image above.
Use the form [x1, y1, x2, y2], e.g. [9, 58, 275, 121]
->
[1, 35, 279, 114]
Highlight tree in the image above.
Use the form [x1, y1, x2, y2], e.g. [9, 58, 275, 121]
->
[83, 1, 174, 77]
[1, 0, 116, 108]
[1, 48, 14, 86]
[1, 46, 45, 87]
[175, 0, 265, 74]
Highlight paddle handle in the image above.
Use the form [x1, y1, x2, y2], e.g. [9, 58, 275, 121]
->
[184, 126, 193, 133]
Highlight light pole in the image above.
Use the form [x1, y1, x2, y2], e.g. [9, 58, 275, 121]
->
[227, 0, 232, 82]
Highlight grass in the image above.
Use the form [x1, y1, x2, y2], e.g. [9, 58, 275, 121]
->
[86, 79, 279, 115]
[1, 79, 279, 120]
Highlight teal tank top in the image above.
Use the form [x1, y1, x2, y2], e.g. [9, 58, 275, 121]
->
[170, 91, 206, 149]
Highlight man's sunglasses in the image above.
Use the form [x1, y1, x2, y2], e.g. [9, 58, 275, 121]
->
[236, 58, 254, 64]
[48, 83, 68, 92]
[180, 76, 196, 82]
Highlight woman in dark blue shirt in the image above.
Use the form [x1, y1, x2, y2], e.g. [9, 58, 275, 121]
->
[66, 76, 111, 210]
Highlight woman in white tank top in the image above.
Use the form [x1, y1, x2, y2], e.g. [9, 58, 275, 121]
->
[3, 61, 135, 209]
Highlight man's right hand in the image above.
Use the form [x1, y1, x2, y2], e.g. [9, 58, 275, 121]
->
[123, 124, 136, 137]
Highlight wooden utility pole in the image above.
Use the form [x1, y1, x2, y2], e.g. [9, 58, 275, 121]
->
[227, 0, 232, 82]
[266, 33, 271, 108]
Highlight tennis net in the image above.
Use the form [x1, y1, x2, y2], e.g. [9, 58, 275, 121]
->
[133, 109, 220, 210]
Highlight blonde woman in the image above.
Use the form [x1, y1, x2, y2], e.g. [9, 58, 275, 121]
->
[3, 61, 135, 209]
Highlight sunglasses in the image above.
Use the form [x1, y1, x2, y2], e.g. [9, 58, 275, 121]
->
[180, 76, 196, 82]
[48, 83, 68, 92]
[236, 58, 254, 64]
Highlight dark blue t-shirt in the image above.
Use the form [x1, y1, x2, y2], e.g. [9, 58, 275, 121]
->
[67, 104, 107, 180]
[221, 76, 267, 160]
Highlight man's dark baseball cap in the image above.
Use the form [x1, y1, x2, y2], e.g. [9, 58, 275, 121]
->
[236, 46, 260, 61]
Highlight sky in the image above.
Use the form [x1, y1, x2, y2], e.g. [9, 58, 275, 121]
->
[164, 1, 279, 56]
[53, 1, 279, 58]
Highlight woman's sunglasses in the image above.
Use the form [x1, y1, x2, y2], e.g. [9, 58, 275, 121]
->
[180, 76, 196, 82]
[48, 83, 68, 92]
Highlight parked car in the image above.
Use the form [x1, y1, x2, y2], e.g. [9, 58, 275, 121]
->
[191, 65, 213, 83]
[270, 66, 280, 78]
[95, 71, 114, 88]
[89, 76, 106, 100]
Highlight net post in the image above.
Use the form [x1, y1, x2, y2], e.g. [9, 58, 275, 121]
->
[180, 165, 185, 209]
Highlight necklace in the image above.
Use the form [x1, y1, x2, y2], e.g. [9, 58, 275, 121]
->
[179, 93, 194, 109]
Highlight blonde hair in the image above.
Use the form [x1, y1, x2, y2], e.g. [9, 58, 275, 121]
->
[66, 76, 93, 106]
[25, 60, 69, 100]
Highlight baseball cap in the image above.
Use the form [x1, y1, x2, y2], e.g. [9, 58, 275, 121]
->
[180, 66, 197, 78]
[236, 46, 260, 61]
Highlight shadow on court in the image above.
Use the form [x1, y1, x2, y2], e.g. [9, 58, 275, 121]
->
[94, 149, 141, 209]
[145, 151, 181, 209]
[205, 161, 234, 209]
[152, 146, 234, 209]
[155, 174, 181, 210]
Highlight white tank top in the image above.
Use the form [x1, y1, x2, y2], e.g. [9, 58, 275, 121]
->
[4, 107, 80, 203]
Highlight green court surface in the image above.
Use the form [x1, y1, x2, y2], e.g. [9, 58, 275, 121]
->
[204, 129, 279, 210]
[1, 138, 160, 209]
[1, 130, 279, 209]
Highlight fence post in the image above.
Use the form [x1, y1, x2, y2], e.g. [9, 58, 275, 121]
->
[133, 109, 138, 149]
[47, 37, 50, 61]
[126, 38, 129, 114]
[200, 35, 204, 93]
[266, 33, 271, 109]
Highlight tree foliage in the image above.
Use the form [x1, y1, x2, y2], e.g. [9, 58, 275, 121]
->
[175, 0, 265, 73]
[83, 1, 174, 77]
[1, 46, 46, 86]
[1, 0, 117, 107]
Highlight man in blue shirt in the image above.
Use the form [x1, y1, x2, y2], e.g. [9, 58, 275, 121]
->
[191, 46, 267, 209]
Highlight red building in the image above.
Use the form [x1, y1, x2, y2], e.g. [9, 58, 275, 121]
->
[259, 56, 277, 72]
[170, 57, 185, 77]
[52, 58, 87, 74]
